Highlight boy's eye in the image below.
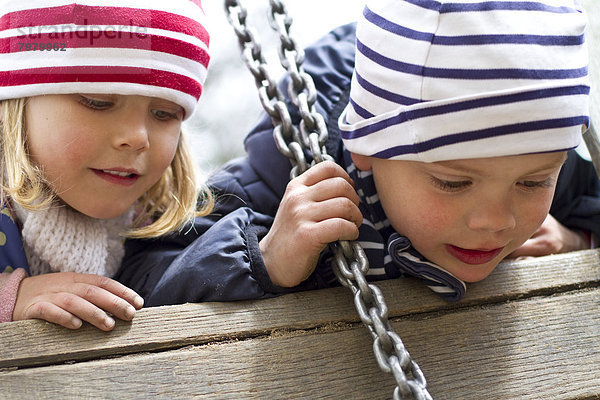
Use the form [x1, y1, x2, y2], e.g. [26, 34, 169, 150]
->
[430, 176, 471, 192]
[518, 179, 553, 190]
[152, 109, 182, 121]
[79, 96, 113, 110]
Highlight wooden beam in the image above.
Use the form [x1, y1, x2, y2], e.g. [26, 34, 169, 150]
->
[1, 289, 598, 400]
[1, 249, 599, 369]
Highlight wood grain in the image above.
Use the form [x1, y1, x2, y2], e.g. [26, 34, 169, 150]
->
[1, 289, 598, 400]
[1, 250, 599, 369]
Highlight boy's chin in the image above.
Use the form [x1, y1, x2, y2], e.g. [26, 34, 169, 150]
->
[444, 262, 499, 283]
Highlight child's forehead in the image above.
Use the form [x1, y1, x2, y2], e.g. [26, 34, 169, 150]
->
[430, 152, 568, 175]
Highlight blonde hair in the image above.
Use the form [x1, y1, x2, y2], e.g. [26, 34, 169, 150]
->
[0, 98, 213, 239]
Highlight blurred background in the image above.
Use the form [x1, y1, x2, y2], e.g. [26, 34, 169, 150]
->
[187, 0, 364, 176]
[188, 0, 599, 177]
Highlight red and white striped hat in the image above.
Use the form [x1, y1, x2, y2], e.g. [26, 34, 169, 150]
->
[339, 0, 590, 162]
[0, 0, 210, 119]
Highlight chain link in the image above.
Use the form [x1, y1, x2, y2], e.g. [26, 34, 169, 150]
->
[224, 1, 432, 398]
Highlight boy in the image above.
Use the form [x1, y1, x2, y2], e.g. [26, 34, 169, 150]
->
[116, 0, 599, 304]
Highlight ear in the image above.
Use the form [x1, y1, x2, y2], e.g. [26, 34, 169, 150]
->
[350, 152, 373, 171]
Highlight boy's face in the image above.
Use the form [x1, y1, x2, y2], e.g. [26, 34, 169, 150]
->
[352, 151, 567, 282]
[25, 94, 183, 219]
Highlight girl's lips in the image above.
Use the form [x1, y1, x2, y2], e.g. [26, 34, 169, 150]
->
[92, 168, 140, 187]
[445, 245, 503, 265]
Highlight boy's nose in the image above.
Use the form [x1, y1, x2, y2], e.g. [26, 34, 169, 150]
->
[466, 199, 517, 233]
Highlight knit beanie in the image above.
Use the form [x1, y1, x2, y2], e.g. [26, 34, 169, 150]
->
[339, 0, 590, 162]
[0, 0, 210, 119]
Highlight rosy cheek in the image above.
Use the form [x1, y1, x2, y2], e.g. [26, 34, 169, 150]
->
[157, 136, 179, 164]
[526, 193, 554, 226]
[42, 128, 86, 154]
[526, 209, 550, 235]
[62, 146, 84, 163]
[414, 196, 455, 227]
[391, 197, 454, 244]
[156, 145, 177, 170]
[57, 141, 90, 168]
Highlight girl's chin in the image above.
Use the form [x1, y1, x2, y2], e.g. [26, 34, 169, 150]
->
[65, 202, 132, 220]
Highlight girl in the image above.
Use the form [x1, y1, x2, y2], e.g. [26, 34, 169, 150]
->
[0, 0, 212, 330]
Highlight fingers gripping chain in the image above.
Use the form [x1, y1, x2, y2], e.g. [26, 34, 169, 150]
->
[224, 1, 433, 398]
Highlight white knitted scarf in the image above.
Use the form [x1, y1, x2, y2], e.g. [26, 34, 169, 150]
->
[13, 203, 132, 277]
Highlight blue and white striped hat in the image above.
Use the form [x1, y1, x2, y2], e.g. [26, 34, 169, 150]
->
[339, 0, 590, 162]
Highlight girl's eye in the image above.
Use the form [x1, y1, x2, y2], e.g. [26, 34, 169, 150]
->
[152, 109, 182, 121]
[79, 96, 113, 110]
[430, 176, 472, 192]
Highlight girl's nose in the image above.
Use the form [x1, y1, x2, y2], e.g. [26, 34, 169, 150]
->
[111, 115, 150, 151]
[466, 198, 517, 233]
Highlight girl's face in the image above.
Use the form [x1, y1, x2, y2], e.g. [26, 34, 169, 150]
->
[353, 152, 567, 282]
[25, 94, 183, 219]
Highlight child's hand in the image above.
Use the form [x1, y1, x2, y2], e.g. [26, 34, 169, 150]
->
[509, 214, 589, 259]
[260, 161, 362, 287]
[13, 272, 144, 331]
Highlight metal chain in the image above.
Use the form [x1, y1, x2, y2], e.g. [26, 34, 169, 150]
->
[583, 123, 600, 178]
[224, 1, 432, 398]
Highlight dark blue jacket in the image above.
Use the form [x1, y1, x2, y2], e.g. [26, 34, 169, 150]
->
[114, 23, 600, 306]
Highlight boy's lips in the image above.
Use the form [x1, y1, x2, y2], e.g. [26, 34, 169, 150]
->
[92, 168, 140, 186]
[445, 244, 503, 265]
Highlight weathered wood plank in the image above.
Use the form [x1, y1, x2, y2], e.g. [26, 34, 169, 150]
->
[1, 289, 598, 400]
[1, 249, 599, 369]
[408, 289, 600, 399]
